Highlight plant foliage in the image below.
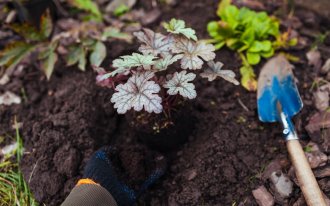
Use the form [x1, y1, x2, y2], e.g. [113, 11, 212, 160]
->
[0, 9, 132, 80]
[67, 0, 102, 21]
[111, 71, 163, 114]
[95, 18, 239, 114]
[163, 19, 197, 41]
[207, 0, 297, 91]
[163, 71, 197, 99]
[200, 61, 239, 85]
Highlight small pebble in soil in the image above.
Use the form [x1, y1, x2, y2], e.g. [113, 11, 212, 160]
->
[262, 159, 282, 181]
[313, 83, 330, 112]
[305, 112, 330, 147]
[0, 91, 21, 105]
[0, 74, 10, 85]
[303, 99, 313, 106]
[306, 49, 322, 69]
[185, 169, 197, 181]
[0, 142, 17, 157]
[269, 171, 293, 203]
[304, 142, 328, 169]
[321, 58, 330, 74]
[252, 185, 275, 206]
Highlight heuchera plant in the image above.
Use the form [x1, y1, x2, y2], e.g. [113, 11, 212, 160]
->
[95, 18, 239, 114]
[207, 0, 297, 91]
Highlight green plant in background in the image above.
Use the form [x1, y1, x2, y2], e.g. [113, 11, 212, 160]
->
[113, 4, 130, 17]
[0, 119, 38, 206]
[0, 6, 132, 80]
[68, 0, 102, 21]
[61, 24, 132, 73]
[207, 0, 297, 91]
[0, 10, 53, 77]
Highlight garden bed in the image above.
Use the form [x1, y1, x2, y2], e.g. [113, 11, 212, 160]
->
[1, 0, 330, 205]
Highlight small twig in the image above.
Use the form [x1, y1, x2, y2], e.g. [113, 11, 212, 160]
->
[237, 98, 250, 112]
[5, 10, 16, 24]
[28, 159, 39, 184]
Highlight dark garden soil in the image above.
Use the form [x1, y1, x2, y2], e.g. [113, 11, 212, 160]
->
[1, 0, 330, 205]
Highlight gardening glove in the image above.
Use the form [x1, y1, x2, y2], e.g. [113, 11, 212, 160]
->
[61, 147, 166, 206]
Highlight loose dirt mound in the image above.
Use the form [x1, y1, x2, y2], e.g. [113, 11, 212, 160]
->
[18, 69, 117, 205]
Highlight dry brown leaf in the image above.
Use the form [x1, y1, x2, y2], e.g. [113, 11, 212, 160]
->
[306, 49, 322, 69]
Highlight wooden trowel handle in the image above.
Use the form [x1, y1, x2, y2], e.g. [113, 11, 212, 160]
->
[287, 140, 326, 206]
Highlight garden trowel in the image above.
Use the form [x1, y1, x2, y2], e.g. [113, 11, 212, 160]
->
[257, 55, 326, 206]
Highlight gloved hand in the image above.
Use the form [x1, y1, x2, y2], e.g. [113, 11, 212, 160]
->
[81, 147, 166, 206]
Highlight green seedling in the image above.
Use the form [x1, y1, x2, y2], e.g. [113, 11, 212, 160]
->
[207, 0, 297, 91]
[304, 145, 313, 153]
[236, 116, 247, 123]
[113, 4, 130, 17]
[95, 19, 239, 114]
[309, 78, 329, 92]
[311, 31, 329, 49]
[20, 87, 28, 103]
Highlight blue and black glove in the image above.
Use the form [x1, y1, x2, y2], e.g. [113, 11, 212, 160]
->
[61, 147, 166, 206]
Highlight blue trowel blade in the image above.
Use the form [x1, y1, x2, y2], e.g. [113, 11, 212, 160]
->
[257, 55, 303, 122]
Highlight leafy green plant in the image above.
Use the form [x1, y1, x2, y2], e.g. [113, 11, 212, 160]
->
[207, 0, 297, 91]
[59, 22, 132, 72]
[0, 10, 132, 80]
[0, 10, 52, 73]
[95, 18, 239, 114]
[67, 0, 102, 21]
